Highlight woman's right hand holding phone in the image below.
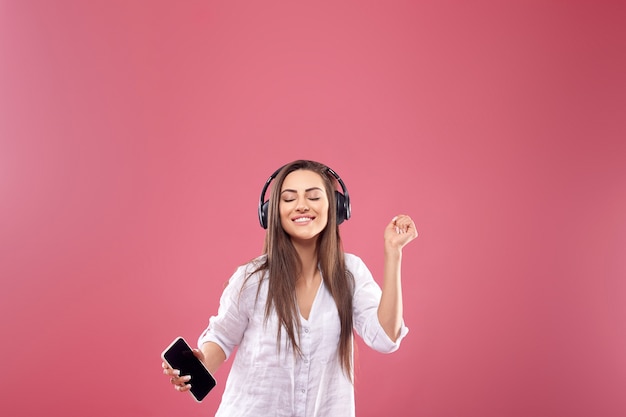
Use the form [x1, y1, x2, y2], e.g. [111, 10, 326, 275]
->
[162, 361, 191, 392]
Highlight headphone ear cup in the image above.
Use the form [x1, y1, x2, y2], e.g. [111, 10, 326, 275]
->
[335, 191, 347, 225]
[260, 201, 269, 229]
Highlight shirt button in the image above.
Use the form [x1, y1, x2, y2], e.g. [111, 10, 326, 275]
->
[301, 389, 306, 393]
[304, 328, 309, 333]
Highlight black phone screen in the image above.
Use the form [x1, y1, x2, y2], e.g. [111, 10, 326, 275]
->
[162, 337, 217, 402]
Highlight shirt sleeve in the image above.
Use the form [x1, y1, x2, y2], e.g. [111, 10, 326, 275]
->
[348, 253, 409, 354]
[197, 263, 259, 360]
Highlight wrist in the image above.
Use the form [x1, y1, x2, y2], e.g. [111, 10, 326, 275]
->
[384, 245, 403, 259]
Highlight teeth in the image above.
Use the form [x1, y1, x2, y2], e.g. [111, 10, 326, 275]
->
[294, 217, 312, 223]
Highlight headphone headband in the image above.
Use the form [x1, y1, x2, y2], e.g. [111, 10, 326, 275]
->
[258, 163, 351, 229]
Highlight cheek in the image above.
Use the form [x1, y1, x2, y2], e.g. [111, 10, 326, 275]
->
[278, 201, 289, 216]
[319, 203, 330, 222]
[278, 203, 292, 224]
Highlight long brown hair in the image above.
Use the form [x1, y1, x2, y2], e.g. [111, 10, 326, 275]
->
[249, 160, 354, 379]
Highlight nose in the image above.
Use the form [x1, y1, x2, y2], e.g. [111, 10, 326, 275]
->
[295, 197, 309, 212]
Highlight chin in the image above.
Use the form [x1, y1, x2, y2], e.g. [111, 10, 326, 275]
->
[289, 231, 322, 243]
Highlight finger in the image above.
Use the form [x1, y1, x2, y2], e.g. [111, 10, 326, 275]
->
[171, 373, 190, 382]
[192, 348, 204, 361]
[392, 214, 408, 224]
[388, 216, 399, 228]
[392, 216, 409, 233]
[176, 383, 191, 392]
[393, 216, 418, 238]
[163, 366, 180, 377]
[393, 214, 410, 224]
[173, 376, 192, 391]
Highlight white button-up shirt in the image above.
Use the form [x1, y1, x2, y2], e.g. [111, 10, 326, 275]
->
[198, 253, 409, 417]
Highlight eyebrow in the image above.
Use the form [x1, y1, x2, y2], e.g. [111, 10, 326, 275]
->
[281, 187, 324, 194]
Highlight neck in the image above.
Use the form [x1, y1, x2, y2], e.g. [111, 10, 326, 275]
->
[292, 238, 319, 282]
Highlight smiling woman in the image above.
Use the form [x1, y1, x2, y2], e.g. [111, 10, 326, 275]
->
[161, 160, 418, 417]
[279, 170, 330, 243]
[3, 1, 625, 416]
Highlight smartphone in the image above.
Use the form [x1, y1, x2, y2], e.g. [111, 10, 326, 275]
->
[161, 336, 217, 402]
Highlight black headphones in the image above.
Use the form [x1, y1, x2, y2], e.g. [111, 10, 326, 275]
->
[258, 163, 351, 229]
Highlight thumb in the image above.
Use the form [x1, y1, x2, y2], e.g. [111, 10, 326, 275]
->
[192, 348, 205, 361]
[387, 216, 402, 234]
[387, 216, 398, 228]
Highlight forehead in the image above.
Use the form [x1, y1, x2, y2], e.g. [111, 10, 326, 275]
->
[281, 169, 326, 191]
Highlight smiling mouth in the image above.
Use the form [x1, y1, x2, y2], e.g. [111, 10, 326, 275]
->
[293, 217, 314, 223]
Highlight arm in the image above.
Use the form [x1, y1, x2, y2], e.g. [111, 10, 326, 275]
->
[377, 215, 418, 341]
[163, 263, 257, 393]
[199, 341, 227, 374]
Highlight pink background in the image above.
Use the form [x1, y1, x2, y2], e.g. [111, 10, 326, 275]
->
[1, 1, 625, 416]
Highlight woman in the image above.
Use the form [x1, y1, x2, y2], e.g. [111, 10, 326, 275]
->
[162, 160, 417, 416]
